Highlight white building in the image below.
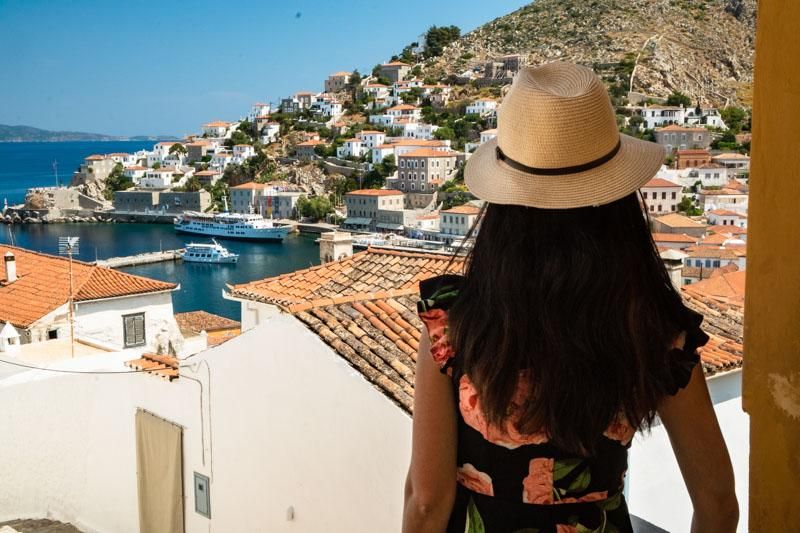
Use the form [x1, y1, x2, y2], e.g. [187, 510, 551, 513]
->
[712, 153, 751, 173]
[140, 168, 176, 189]
[260, 122, 281, 144]
[439, 204, 481, 242]
[698, 188, 749, 214]
[466, 99, 498, 116]
[108, 152, 139, 167]
[371, 144, 396, 165]
[202, 121, 231, 138]
[641, 177, 684, 214]
[707, 209, 748, 228]
[211, 152, 234, 170]
[0, 245, 180, 352]
[356, 130, 387, 149]
[123, 166, 148, 182]
[250, 102, 271, 120]
[689, 164, 729, 188]
[629, 104, 688, 129]
[232, 144, 255, 163]
[394, 122, 439, 140]
[336, 138, 366, 159]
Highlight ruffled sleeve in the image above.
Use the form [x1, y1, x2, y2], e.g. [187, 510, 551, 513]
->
[666, 308, 710, 395]
[417, 275, 463, 374]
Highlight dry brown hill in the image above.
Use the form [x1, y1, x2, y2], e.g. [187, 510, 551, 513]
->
[424, 0, 756, 106]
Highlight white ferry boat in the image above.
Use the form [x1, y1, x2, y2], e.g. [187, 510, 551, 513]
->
[181, 240, 239, 264]
[174, 212, 291, 242]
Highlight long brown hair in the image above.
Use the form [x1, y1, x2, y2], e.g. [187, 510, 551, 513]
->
[447, 193, 692, 455]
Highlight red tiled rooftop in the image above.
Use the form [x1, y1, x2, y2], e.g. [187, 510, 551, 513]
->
[400, 149, 456, 158]
[346, 189, 403, 197]
[442, 205, 481, 215]
[0, 245, 176, 329]
[175, 310, 240, 336]
[709, 209, 746, 217]
[651, 233, 698, 243]
[643, 178, 682, 188]
[685, 245, 746, 260]
[228, 247, 462, 308]
[125, 353, 179, 381]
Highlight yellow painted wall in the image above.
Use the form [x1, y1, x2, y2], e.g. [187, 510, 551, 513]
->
[743, 0, 800, 529]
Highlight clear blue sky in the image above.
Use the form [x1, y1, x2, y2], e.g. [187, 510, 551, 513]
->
[0, 0, 529, 137]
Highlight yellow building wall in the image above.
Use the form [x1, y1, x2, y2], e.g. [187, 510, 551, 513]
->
[743, 0, 800, 529]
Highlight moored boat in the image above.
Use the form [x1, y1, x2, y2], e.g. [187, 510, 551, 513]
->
[181, 239, 239, 263]
[174, 211, 291, 242]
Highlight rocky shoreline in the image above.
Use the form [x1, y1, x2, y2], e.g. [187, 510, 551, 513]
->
[1, 210, 114, 225]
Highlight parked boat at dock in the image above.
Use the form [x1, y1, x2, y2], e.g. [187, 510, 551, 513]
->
[181, 240, 239, 264]
[174, 212, 291, 242]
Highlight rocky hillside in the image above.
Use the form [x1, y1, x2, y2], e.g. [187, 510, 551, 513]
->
[426, 0, 756, 106]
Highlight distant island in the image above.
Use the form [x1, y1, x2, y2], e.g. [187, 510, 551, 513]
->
[0, 124, 179, 143]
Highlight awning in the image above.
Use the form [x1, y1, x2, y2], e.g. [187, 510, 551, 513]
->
[376, 223, 404, 231]
[343, 217, 372, 226]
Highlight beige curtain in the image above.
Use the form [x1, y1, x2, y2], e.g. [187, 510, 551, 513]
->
[135, 409, 185, 533]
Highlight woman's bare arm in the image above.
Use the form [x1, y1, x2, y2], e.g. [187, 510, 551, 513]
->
[402, 327, 458, 533]
[658, 363, 739, 533]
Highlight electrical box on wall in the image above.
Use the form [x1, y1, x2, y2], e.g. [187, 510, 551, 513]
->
[194, 472, 211, 518]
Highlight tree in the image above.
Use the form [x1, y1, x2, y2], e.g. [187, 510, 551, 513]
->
[168, 143, 187, 155]
[151, 162, 161, 169]
[677, 196, 702, 216]
[424, 25, 461, 58]
[297, 195, 333, 221]
[434, 126, 456, 141]
[720, 106, 747, 133]
[182, 176, 202, 192]
[666, 91, 692, 107]
[225, 130, 253, 149]
[103, 162, 133, 200]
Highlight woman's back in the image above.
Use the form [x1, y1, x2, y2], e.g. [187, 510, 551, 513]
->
[416, 273, 706, 532]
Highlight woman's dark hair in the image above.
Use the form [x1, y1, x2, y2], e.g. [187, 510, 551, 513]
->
[447, 193, 691, 455]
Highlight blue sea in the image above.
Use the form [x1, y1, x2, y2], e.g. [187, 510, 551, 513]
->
[0, 142, 320, 320]
[0, 141, 156, 205]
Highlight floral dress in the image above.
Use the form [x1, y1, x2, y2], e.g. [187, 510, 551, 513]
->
[417, 275, 708, 533]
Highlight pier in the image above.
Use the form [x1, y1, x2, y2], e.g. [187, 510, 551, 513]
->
[95, 249, 183, 268]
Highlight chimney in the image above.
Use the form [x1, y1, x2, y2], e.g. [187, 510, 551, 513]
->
[319, 231, 353, 264]
[4, 252, 17, 283]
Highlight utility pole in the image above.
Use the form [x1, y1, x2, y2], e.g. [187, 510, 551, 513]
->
[58, 237, 80, 358]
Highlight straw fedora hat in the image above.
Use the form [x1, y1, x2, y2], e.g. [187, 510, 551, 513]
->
[465, 62, 665, 209]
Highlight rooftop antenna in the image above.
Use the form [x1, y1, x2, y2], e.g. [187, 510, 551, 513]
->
[58, 236, 80, 358]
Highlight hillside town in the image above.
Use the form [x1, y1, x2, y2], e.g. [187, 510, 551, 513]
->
[0, 20, 756, 533]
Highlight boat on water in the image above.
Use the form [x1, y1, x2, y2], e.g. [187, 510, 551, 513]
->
[174, 212, 291, 242]
[349, 233, 448, 253]
[181, 240, 239, 264]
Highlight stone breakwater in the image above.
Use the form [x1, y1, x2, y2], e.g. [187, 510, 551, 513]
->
[1, 209, 113, 225]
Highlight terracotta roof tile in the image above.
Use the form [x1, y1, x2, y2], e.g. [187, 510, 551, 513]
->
[125, 353, 179, 381]
[174, 310, 240, 336]
[0, 245, 177, 329]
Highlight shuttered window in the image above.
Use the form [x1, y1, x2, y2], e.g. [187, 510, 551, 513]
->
[124, 313, 146, 347]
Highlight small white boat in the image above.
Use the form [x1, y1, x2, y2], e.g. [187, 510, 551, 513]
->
[181, 240, 239, 264]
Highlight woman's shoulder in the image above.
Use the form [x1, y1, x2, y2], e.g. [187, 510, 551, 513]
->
[665, 305, 711, 395]
[417, 274, 464, 314]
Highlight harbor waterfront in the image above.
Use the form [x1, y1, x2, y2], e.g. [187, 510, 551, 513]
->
[0, 222, 320, 319]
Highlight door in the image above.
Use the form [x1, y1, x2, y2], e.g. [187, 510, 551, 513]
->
[135, 409, 185, 533]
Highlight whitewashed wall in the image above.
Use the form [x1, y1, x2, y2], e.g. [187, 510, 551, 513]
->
[74, 291, 180, 352]
[0, 313, 412, 533]
[628, 371, 749, 532]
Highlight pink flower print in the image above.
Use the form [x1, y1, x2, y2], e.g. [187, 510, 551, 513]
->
[419, 309, 456, 368]
[603, 414, 636, 445]
[556, 526, 579, 533]
[458, 374, 549, 449]
[456, 463, 494, 496]
[522, 458, 555, 504]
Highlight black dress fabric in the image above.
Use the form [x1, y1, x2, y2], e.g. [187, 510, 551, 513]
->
[417, 275, 707, 533]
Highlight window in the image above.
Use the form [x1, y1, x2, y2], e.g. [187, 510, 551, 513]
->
[47, 329, 58, 340]
[649, 205, 654, 212]
[658, 204, 662, 212]
[662, 192, 667, 200]
[713, 260, 721, 267]
[671, 192, 677, 199]
[123, 313, 146, 348]
[642, 192, 648, 199]
[705, 259, 712, 268]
